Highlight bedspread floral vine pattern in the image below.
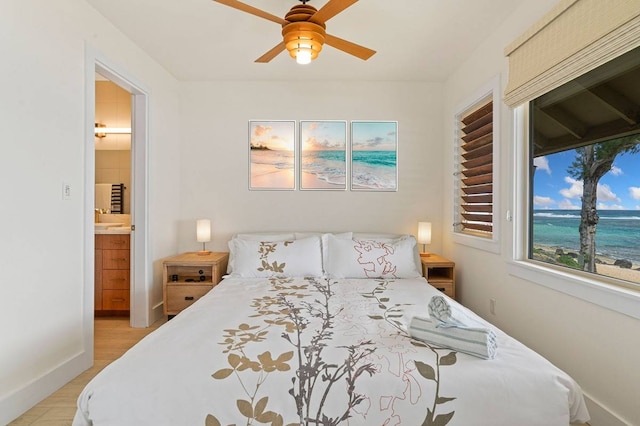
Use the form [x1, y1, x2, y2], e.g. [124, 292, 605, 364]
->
[362, 279, 458, 426]
[207, 245, 458, 425]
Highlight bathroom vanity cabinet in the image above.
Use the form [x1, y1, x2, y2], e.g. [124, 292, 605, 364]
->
[95, 233, 130, 315]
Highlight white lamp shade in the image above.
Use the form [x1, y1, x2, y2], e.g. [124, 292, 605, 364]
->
[196, 219, 211, 243]
[418, 222, 432, 245]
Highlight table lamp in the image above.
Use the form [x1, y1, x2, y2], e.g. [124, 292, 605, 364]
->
[417, 221, 432, 257]
[196, 219, 211, 255]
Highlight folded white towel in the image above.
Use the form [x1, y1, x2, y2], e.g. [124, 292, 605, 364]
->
[95, 183, 113, 212]
[409, 315, 498, 360]
[428, 295, 483, 328]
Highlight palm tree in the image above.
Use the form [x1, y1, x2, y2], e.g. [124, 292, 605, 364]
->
[568, 135, 640, 272]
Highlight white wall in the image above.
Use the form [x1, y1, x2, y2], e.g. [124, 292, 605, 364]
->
[442, 1, 640, 425]
[175, 80, 444, 259]
[0, 0, 182, 423]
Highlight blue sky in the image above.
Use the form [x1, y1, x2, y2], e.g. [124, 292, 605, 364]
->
[533, 149, 640, 210]
[351, 121, 397, 151]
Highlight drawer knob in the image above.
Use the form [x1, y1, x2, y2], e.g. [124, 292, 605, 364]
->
[436, 287, 446, 292]
[111, 298, 126, 302]
[185, 296, 194, 301]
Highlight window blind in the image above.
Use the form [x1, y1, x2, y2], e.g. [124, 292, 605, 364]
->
[504, 0, 640, 108]
[458, 100, 493, 235]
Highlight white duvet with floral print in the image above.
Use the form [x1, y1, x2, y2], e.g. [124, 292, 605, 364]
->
[74, 276, 589, 426]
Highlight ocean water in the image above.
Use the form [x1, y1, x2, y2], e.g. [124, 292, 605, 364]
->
[533, 210, 640, 263]
[251, 149, 294, 170]
[301, 150, 346, 186]
[351, 150, 397, 189]
[251, 149, 397, 189]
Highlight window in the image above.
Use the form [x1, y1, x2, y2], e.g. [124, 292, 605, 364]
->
[506, 0, 640, 318]
[453, 78, 500, 253]
[528, 45, 640, 288]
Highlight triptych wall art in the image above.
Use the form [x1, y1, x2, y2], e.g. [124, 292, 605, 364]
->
[249, 120, 398, 192]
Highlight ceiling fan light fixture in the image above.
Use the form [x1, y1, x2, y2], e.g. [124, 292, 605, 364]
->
[295, 48, 313, 65]
[283, 21, 325, 64]
[212, 0, 376, 63]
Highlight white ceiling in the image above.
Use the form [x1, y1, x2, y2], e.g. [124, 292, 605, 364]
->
[85, 0, 526, 82]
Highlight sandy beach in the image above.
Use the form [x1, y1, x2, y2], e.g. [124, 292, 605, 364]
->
[533, 244, 640, 284]
[250, 163, 294, 189]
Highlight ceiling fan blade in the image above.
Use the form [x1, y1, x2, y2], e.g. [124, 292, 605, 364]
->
[324, 34, 376, 60]
[213, 0, 287, 25]
[310, 0, 358, 24]
[255, 42, 286, 63]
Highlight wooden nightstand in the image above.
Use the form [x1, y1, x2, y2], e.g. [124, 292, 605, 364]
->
[162, 252, 229, 318]
[421, 254, 456, 300]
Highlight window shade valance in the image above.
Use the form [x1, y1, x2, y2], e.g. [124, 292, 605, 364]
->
[504, 0, 640, 108]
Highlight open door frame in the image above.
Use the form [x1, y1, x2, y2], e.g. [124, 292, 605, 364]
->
[84, 47, 150, 338]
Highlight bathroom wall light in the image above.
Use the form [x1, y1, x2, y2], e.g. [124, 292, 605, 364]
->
[417, 221, 432, 257]
[95, 122, 131, 138]
[95, 123, 107, 138]
[196, 219, 212, 255]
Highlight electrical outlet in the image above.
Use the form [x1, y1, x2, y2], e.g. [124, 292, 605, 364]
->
[62, 182, 72, 200]
[489, 298, 496, 315]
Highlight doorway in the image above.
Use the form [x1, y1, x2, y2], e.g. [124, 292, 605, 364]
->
[85, 57, 149, 331]
[94, 74, 133, 317]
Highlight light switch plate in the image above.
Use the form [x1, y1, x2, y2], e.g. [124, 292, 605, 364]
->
[62, 182, 71, 200]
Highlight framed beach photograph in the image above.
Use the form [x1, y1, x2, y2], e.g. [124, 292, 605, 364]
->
[300, 120, 347, 190]
[350, 121, 398, 191]
[249, 120, 296, 190]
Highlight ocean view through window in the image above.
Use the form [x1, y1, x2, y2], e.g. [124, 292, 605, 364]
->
[529, 46, 640, 288]
[532, 208, 640, 286]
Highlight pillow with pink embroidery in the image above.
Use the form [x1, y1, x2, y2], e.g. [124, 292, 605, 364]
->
[322, 234, 422, 279]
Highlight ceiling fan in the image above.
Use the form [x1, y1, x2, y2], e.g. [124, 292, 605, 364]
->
[213, 0, 376, 64]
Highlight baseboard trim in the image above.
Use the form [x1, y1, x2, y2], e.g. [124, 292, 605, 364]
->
[0, 349, 92, 425]
[150, 301, 164, 325]
[583, 392, 631, 426]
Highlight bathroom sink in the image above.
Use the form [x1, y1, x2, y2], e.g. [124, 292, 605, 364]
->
[95, 222, 123, 228]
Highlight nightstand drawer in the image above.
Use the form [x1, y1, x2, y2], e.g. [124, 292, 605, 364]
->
[162, 252, 229, 317]
[166, 285, 212, 312]
[430, 282, 454, 298]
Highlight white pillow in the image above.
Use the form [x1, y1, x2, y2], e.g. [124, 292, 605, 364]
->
[351, 232, 403, 241]
[322, 234, 422, 279]
[230, 236, 323, 278]
[235, 233, 295, 241]
[295, 231, 353, 239]
[227, 233, 296, 273]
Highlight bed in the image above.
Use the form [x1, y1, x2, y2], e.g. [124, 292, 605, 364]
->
[74, 233, 589, 425]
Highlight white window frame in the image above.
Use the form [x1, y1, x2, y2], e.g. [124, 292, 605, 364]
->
[452, 76, 501, 254]
[508, 104, 640, 320]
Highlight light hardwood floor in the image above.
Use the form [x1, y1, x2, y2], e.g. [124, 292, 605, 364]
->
[9, 316, 166, 425]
